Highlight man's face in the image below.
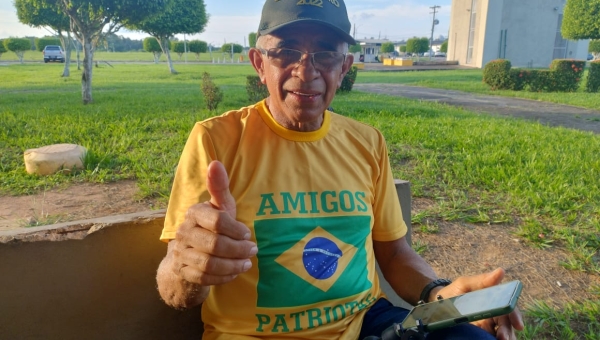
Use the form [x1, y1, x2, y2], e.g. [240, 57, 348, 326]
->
[249, 23, 354, 132]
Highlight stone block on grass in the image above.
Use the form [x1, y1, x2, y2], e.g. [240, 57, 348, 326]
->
[24, 143, 87, 176]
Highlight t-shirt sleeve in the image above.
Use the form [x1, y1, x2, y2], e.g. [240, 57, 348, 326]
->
[160, 123, 217, 241]
[370, 132, 408, 242]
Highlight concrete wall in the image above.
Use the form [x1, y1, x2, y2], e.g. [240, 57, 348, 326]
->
[0, 181, 412, 339]
[448, 0, 590, 68]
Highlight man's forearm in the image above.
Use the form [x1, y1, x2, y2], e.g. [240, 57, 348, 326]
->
[156, 243, 209, 309]
[374, 238, 439, 306]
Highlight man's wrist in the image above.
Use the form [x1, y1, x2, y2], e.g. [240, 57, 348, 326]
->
[418, 278, 452, 304]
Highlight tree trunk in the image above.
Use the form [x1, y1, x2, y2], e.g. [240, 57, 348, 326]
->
[81, 34, 94, 104]
[158, 37, 177, 74]
[59, 32, 71, 77]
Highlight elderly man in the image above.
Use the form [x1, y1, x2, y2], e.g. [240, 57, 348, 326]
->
[156, 0, 523, 339]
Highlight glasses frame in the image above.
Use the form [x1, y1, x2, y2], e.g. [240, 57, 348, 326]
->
[258, 47, 347, 71]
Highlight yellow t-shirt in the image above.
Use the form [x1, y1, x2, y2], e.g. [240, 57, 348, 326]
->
[161, 100, 407, 339]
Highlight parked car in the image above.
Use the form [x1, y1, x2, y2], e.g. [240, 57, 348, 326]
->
[588, 53, 595, 61]
[43, 45, 65, 63]
[434, 52, 447, 57]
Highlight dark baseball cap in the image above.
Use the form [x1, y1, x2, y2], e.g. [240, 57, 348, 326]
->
[258, 0, 356, 45]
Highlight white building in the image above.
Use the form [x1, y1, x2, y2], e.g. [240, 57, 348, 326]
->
[448, 0, 590, 68]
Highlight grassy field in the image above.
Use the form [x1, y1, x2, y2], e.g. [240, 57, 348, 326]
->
[358, 69, 600, 111]
[0, 49, 244, 63]
[1, 63, 599, 338]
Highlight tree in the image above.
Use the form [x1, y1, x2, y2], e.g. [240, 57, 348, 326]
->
[562, 0, 600, 40]
[3, 38, 31, 64]
[440, 41, 448, 53]
[590, 40, 600, 60]
[349, 44, 361, 53]
[171, 41, 186, 59]
[188, 40, 207, 60]
[143, 37, 163, 63]
[127, 0, 208, 74]
[406, 37, 429, 55]
[35, 37, 61, 51]
[14, 0, 73, 76]
[380, 42, 394, 53]
[399, 45, 407, 53]
[47, 0, 170, 104]
[221, 43, 243, 54]
[248, 32, 257, 48]
[0, 40, 6, 59]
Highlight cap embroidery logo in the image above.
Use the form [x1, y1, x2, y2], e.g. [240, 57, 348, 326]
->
[296, 0, 323, 8]
[328, 0, 340, 7]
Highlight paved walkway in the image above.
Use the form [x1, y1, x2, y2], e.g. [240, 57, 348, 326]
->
[353, 83, 600, 134]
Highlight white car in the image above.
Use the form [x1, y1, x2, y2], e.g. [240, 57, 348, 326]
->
[43, 45, 65, 63]
[434, 52, 447, 57]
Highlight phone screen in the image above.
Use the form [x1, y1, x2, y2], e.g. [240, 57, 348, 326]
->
[401, 280, 522, 332]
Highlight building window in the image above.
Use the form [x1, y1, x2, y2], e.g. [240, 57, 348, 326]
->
[553, 14, 568, 60]
[466, 0, 477, 63]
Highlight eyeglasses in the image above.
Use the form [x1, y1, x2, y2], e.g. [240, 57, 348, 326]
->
[259, 48, 346, 71]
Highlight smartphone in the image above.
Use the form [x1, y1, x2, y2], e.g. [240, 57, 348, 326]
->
[400, 280, 523, 332]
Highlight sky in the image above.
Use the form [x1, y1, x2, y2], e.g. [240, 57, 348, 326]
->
[0, 0, 452, 46]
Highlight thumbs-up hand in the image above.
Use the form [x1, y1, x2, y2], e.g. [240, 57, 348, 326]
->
[172, 161, 257, 286]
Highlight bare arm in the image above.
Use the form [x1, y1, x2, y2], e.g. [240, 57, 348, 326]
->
[375, 236, 524, 339]
[374, 237, 440, 305]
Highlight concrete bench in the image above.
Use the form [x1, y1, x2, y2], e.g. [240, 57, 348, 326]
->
[0, 180, 412, 339]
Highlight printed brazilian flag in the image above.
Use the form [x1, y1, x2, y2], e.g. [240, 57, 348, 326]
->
[255, 216, 372, 308]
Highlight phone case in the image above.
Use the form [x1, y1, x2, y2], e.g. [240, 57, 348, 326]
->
[401, 280, 523, 332]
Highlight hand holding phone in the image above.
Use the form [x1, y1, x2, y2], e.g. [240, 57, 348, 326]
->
[401, 280, 523, 332]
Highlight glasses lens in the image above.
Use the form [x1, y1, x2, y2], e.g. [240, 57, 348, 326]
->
[268, 48, 302, 68]
[313, 51, 345, 69]
[266, 48, 345, 70]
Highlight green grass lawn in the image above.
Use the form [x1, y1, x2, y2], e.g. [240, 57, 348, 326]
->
[358, 69, 600, 111]
[1, 63, 598, 338]
[0, 49, 246, 63]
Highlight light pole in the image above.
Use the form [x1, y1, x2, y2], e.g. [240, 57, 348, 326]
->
[429, 5, 440, 60]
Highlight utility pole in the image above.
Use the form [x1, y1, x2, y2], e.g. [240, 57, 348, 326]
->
[429, 5, 441, 61]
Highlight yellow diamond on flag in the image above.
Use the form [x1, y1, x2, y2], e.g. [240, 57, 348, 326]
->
[275, 226, 358, 292]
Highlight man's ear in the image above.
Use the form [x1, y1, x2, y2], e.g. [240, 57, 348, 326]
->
[249, 48, 267, 84]
[337, 53, 354, 87]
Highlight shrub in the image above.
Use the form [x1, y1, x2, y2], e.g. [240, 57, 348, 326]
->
[337, 66, 358, 94]
[525, 70, 552, 92]
[171, 41, 186, 59]
[508, 68, 526, 91]
[549, 59, 586, 92]
[4, 38, 31, 63]
[586, 60, 600, 92]
[188, 40, 207, 60]
[483, 59, 512, 90]
[246, 75, 269, 103]
[35, 37, 61, 52]
[0, 39, 6, 58]
[200, 72, 223, 112]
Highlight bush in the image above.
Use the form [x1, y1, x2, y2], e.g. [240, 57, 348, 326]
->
[549, 59, 586, 92]
[337, 66, 358, 94]
[586, 60, 600, 92]
[246, 75, 269, 103]
[35, 37, 61, 52]
[0, 39, 6, 58]
[483, 59, 512, 90]
[524, 70, 552, 92]
[200, 72, 223, 111]
[171, 41, 186, 59]
[508, 68, 526, 91]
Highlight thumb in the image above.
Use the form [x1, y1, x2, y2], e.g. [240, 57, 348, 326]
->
[463, 267, 506, 292]
[206, 160, 236, 218]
